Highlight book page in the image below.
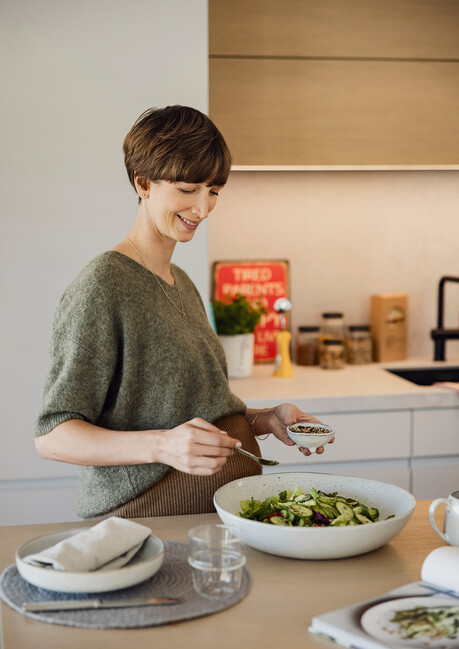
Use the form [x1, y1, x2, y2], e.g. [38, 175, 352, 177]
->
[421, 546, 459, 594]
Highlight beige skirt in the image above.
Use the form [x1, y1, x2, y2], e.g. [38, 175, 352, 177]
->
[98, 414, 262, 519]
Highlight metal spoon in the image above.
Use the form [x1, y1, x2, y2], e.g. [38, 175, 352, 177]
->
[236, 447, 279, 466]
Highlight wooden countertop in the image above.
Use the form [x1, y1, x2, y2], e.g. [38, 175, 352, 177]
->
[0, 501, 446, 649]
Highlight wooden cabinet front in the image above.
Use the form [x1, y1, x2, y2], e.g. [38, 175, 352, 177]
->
[209, 0, 459, 165]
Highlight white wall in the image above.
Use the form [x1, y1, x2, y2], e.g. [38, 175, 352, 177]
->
[0, 0, 209, 524]
[209, 169, 459, 359]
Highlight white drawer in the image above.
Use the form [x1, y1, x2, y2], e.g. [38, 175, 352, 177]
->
[257, 410, 411, 465]
[412, 456, 459, 499]
[413, 408, 459, 457]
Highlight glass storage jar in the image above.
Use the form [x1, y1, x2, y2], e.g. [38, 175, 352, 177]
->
[346, 325, 373, 365]
[296, 326, 319, 366]
[319, 339, 345, 369]
[319, 312, 345, 344]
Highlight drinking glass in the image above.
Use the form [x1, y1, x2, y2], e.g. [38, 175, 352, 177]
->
[188, 525, 245, 600]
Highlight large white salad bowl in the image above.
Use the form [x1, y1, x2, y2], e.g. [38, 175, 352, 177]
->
[214, 472, 415, 560]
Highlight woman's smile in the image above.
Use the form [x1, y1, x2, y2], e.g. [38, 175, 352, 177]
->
[177, 214, 200, 230]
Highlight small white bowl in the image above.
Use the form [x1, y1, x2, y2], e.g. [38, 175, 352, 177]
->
[287, 422, 335, 453]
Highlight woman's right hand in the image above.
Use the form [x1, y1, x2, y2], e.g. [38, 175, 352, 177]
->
[155, 418, 241, 475]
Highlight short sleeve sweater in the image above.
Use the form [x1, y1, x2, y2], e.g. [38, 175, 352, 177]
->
[35, 251, 246, 517]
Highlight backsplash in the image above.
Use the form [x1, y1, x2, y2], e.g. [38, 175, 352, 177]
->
[209, 169, 459, 359]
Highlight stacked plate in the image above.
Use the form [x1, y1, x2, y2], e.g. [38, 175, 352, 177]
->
[16, 529, 164, 593]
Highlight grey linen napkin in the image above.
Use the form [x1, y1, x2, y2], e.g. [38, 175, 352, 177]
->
[23, 517, 152, 572]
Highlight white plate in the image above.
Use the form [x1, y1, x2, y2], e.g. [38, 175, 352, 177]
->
[16, 529, 164, 593]
[361, 596, 459, 648]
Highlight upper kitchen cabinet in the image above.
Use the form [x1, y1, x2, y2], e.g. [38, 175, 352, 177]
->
[208, 0, 459, 166]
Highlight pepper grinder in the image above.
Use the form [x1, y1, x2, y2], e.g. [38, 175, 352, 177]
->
[273, 297, 294, 378]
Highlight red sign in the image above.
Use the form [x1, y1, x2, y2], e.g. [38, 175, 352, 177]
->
[212, 260, 290, 362]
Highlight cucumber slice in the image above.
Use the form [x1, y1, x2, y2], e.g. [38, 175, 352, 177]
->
[368, 507, 379, 521]
[317, 494, 338, 505]
[319, 504, 339, 519]
[330, 517, 348, 526]
[275, 501, 295, 509]
[335, 501, 354, 520]
[357, 504, 372, 518]
[290, 503, 313, 517]
[280, 509, 296, 522]
[270, 515, 291, 526]
[356, 513, 372, 524]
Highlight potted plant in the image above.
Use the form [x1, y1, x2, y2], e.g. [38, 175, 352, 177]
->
[212, 294, 266, 378]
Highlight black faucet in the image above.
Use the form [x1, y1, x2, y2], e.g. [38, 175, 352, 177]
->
[431, 276, 459, 361]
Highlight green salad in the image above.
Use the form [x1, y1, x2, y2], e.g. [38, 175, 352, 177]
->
[239, 486, 389, 527]
[391, 605, 459, 641]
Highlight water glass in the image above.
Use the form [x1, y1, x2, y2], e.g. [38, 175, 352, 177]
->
[188, 525, 246, 600]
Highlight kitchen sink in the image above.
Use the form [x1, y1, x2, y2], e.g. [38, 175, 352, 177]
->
[386, 366, 459, 386]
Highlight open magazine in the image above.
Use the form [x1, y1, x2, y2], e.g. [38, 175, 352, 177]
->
[309, 546, 459, 649]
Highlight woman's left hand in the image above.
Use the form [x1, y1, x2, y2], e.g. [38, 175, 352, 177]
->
[256, 403, 335, 456]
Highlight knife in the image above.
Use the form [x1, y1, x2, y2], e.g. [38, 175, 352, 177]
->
[22, 596, 180, 612]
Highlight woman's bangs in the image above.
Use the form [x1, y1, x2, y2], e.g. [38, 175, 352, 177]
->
[162, 144, 230, 186]
[197, 149, 230, 186]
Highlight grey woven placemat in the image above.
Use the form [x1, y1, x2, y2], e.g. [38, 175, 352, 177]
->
[0, 541, 251, 629]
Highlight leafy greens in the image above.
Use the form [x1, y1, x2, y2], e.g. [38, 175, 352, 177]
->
[239, 486, 386, 527]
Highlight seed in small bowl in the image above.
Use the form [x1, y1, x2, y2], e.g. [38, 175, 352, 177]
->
[289, 424, 329, 434]
[287, 422, 335, 452]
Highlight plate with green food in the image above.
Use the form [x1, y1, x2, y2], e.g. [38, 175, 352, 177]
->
[361, 596, 459, 648]
[213, 472, 415, 559]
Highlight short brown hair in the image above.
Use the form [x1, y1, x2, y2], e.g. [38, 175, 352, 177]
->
[123, 105, 232, 194]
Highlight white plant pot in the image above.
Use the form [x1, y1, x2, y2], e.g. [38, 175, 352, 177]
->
[218, 333, 255, 379]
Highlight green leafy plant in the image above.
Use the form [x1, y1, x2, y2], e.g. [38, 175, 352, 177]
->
[212, 294, 267, 335]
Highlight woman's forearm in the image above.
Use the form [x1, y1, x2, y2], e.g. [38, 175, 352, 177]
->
[34, 417, 242, 475]
[34, 419, 161, 466]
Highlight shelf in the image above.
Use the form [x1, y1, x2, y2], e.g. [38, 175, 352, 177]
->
[231, 165, 459, 172]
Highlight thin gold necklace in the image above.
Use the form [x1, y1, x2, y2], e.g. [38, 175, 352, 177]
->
[125, 237, 186, 319]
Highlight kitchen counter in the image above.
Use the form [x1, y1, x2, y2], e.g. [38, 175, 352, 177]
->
[230, 359, 459, 499]
[229, 359, 459, 413]
[0, 502, 446, 649]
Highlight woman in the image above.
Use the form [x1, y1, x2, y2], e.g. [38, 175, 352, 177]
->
[35, 105, 329, 519]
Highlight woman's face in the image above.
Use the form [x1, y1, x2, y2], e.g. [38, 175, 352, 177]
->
[140, 180, 221, 243]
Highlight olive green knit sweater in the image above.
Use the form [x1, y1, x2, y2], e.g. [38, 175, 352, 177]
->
[35, 251, 246, 517]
